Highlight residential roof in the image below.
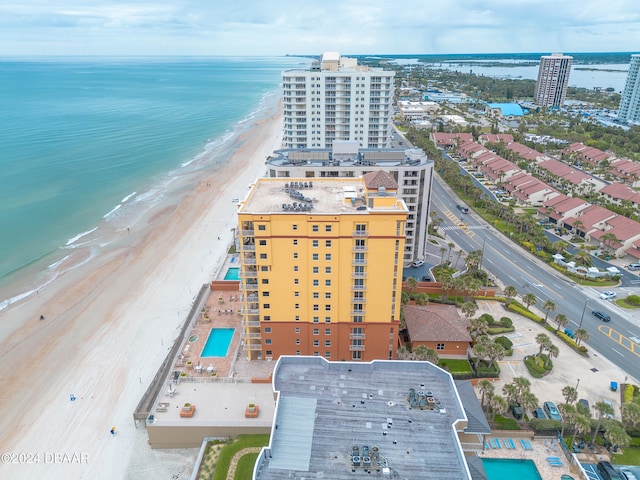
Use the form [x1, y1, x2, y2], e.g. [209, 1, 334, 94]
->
[590, 215, 640, 243]
[564, 205, 617, 230]
[600, 183, 640, 204]
[363, 170, 398, 190]
[479, 133, 514, 145]
[255, 356, 472, 480]
[455, 381, 491, 435]
[404, 304, 471, 343]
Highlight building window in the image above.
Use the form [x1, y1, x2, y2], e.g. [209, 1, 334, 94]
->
[265, 339, 272, 345]
[293, 252, 298, 259]
[295, 327, 300, 333]
[313, 316, 319, 323]
[437, 343, 445, 351]
[261, 266, 269, 271]
[325, 328, 331, 335]
[259, 240, 267, 246]
[325, 317, 331, 323]
[312, 240, 319, 247]
[294, 266, 299, 272]
[313, 279, 319, 286]
[313, 267, 319, 274]
[261, 279, 269, 284]
[325, 225, 332, 232]
[264, 327, 272, 333]
[258, 225, 266, 231]
[325, 267, 331, 274]
[295, 303, 299, 309]
[325, 254, 331, 261]
[325, 240, 332, 247]
[314, 352, 319, 356]
[313, 340, 319, 347]
[263, 304, 270, 309]
[259, 253, 267, 259]
[292, 224, 298, 231]
[294, 278, 299, 284]
[313, 292, 319, 299]
[312, 225, 319, 232]
[325, 352, 331, 358]
[296, 350, 300, 356]
[296, 339, 301, 345]
[352, 351, 362, 360]
[262, 291, 270, 297]
[293, 239, 298, 246]
[266, 350, 272, 356]
[325, 305, 331, 311]
[313, 305, 319, 311]
[294, 291, 299, 297]
[295, 315, 300, 322]
[325, 292, 331, 299]
[313, 328, 319, 335]
[313, 253, 319, 261]
[353, 316, 363, 323]
[325, 279, 331, 287]
[263, 315, 270, 321]
[325, 340, 331, 347]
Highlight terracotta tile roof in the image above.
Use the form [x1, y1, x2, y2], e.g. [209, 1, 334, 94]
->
[404, 304, 471, 343]
[363, 170, 398, 190]
[600, 183, 640, 204]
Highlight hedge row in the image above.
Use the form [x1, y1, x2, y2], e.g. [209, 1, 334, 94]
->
[507, 303, 544, 323]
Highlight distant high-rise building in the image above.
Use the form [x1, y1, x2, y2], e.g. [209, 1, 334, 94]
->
[281, 52, 395, 149]
[618, 54, 640, 124]
[534, 53, 573, 108]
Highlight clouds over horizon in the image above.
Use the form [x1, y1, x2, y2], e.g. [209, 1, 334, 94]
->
[1, 0, 638, 56]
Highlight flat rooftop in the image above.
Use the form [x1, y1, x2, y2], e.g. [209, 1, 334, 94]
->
[254, 357, 471, 480]
[239, 178, 406, 215]
[267, 147, 431, 169]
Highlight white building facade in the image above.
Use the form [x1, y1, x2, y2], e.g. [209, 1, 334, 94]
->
[282, 52, 395, 149]
[534, 53, 573, 108]
[618, 54, 640, 124]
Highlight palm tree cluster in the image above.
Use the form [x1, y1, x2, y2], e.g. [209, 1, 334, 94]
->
[534, 333, 559, 368]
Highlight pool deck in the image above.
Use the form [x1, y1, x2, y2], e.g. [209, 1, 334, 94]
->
[480, 437, 587, 479]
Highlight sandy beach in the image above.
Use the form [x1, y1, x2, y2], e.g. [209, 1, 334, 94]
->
[0, 104, 282, 479]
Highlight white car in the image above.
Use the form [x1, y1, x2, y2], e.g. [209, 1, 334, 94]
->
[411, 260, 425, 268]
[600, 291, 617, 300]
[627, 263, 640, 271]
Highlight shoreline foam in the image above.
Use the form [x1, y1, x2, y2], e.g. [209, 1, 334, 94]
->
[0, 94, 283, 479]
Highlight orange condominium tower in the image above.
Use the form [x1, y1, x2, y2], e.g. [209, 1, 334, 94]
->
[237, 174, 407, 362]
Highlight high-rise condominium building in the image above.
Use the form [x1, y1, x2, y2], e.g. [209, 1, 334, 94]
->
[282, 52, 395, 149]
[265, 141, 433, 265]
[534, 53, 573, 108]
[618, 54, 640, 124]
[237, 176, 407, 362]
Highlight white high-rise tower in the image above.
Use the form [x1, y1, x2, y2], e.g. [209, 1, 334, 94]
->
[618, 54, 640, 124]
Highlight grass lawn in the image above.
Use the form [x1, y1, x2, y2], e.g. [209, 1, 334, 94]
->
[234, 452, 261, 480]
[439, 359, 472, 373]
[493, 415, 520, 430]
[212, 434, 270, 480]
[615, 298, 640, 310]
[612, 447, 640, 466]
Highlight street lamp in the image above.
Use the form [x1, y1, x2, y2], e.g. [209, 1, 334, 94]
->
[578, 299, 589, 329]
[576, 378, 580, 393]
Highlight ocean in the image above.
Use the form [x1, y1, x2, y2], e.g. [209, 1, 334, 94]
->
[0, 56, 308, 310]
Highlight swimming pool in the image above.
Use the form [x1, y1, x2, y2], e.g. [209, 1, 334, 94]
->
[201, 328, 235, 357]
[224, 267, 240, 281]
[481, 458, 542, 480]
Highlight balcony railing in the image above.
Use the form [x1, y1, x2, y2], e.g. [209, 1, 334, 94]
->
[243, 320, 261, 328]
[350, 309, 366, 315]
[241, 308, 260, 315]
[245, 343, 262, 351]
[239, 270, 257, 278]
[349, 344, 366, 351]
[352, 246, 368, 252]
[352, 272, 367, 278]
[351, 297, 366, 303]
[351, 285, 365, 291]
[238, 229, 254, 236]
[349, 333, 366, 340]
[242, 257, 256, 265]
[242, 332, 262, 340]
[353, 230, 368, 236]
[351, 259, 367, 266]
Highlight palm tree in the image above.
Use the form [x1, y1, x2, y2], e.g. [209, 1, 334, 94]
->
[477, 379, 495, 410]
[485, 342, 506, 368]
[502, 383, 518, 406]
[461, 301, 477, 319]
[592, 401, 615, 444]
[469, 317, 489, 339]
[573, 414, 592, 439]
[573, 250, 593, 268]
[465, 249, 483, 273]
[621, 401, 640, 429]
[520, 391, 539, 417]
[414, 293, 429, 306]
[412, 345, 439, 364]
[558, 403, 577, 439]
[542, 300, 556, 323]
[535, 333, 552, 357]
[604, 423, 631, 450]
[439, 247, 447, 268]
[503, 285, 517, 301]
[573, 220, 584, 237]
[554, 313, 569, 332]
[522, 292, 538, 310]
[406, 277, 418, 293]
[574, 328, 590, 347]
[562, 385, 578, 404]
[545, 344, 559, 368]
[601, 232, 620, 254]
[488, 394, 509, 423]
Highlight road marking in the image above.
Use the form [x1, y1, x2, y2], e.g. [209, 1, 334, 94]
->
[612, 348, 625, 357]
[598, 325, 640, 357]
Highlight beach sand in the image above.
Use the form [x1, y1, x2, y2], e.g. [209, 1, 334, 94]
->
[0, 106, 282, 479]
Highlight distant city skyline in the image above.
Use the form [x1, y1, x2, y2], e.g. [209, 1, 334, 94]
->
[1, 0, 639, 56]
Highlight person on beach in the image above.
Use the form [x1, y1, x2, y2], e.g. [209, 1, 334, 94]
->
[110, 426, 116, 435]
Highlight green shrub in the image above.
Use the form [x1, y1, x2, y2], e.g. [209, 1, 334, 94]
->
[626, 294, 640, 306]
[499, 317, 513, 328]
[488, 326, 515, 335]
[494, 336, 513, 350]
[479, 313, 495, 324]
[507, 303, 544, 323]
[625, 384, 636, 403]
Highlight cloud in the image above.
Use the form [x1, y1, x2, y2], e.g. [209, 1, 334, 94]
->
[0, 0, 637, 56]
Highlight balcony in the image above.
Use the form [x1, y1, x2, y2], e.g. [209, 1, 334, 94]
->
[350, 309, 366, 315]
[238, 229, 255, 236]
[349, 344, 366, 351]
[242, 332, 262, 340]
[351, 285, 365, 291]
[353, 230, 369, 237]
[350, 297, 366, 303]
[349, 333, 366, 340]
[241, 308, 260, 315]
[245, 343, 262, 351]
[239, 270, 257, 278]
[243, 320, 261, 328]
[240, 243, 255, 252]
[352, 272, 367, 278]
[352, 259, 367, 266]
[242, 283, 259, 292]
[353, 246, 368, 252]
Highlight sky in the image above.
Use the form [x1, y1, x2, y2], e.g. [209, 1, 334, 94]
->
[1, 0, 639, 56]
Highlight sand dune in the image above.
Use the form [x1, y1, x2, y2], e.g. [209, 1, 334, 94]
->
[0, 105, 282, 479]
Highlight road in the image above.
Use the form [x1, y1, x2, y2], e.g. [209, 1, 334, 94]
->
[431, 175, 640, 382]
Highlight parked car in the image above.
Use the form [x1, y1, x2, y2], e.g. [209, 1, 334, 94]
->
[620, 467, 638, 480]
[543, 401, 562, 421]
[592, 310, 612, 322]
[411, 260, 425, 268]
[627, 263, 640, 271]
[533, 407, 546, 419]
[600, 291, 617, 300]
